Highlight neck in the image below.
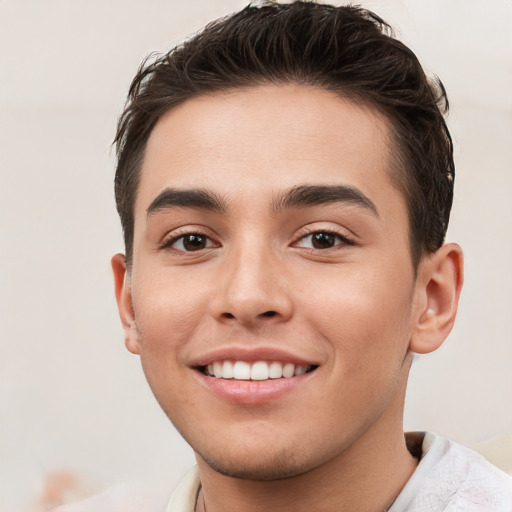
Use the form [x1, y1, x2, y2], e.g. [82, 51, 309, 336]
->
[195, 399, 417, 512]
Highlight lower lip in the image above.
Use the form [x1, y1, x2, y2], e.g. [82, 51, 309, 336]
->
[194, 370, 314, 405]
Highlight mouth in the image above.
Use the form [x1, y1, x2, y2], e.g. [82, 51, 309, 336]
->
[199, 360, 318, 381]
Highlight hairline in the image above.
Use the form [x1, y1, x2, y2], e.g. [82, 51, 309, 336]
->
[123, 81, 424, 274]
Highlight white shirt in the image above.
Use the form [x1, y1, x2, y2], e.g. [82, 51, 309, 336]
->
[166, 433, 512, 512]
[390, 432, 512, 511]
[54, 432, 512, 511]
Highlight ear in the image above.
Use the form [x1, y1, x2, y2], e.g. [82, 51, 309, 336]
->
[410, 243, 464, 354]
[111, 253, 141, 355]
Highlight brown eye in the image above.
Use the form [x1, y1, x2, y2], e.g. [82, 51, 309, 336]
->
[296, 231, 352, 250]
[183, 234, 206, 250]
[311, 232, 337, 249]
[170, 233, 215, 251]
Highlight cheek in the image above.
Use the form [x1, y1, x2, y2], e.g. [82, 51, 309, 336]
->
[132, 275, 207, 414]
[131, 270, 210, 356]
[301, 263, 415, 361]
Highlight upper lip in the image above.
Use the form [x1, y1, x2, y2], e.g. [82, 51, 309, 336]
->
[190, 346, 320, 368]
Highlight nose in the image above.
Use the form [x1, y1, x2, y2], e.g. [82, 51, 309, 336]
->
[209, 244, 294, 327]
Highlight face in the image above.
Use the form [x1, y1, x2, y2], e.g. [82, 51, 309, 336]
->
[115, 85, 422, 480]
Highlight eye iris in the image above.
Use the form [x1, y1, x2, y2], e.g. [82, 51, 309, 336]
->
[312, 232, 336, 249]
[183, 234, 206, 251]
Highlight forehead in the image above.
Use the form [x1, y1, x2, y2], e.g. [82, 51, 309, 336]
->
[136, 84, 399, 218]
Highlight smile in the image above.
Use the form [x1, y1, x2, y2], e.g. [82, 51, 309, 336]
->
[201, 360, 317, 381]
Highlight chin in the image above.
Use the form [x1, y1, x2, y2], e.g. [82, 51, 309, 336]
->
[194, 442, 321, 481]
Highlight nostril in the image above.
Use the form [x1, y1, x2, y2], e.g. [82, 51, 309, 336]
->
[220, 310, 278, 321]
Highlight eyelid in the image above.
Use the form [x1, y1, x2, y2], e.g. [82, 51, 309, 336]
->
[293, 224, 355, 246]
[159, 226, 221, 251]
[295, 232, 353, 250]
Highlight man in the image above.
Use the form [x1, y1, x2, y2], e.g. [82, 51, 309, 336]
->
[67, 2, 512, 511]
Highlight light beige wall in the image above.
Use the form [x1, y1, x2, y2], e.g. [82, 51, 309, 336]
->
[1, 1, 511, 510]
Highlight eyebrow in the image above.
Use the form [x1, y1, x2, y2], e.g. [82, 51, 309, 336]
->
[147, 188, 228, 216]
[272, 184, 379, 216]
[146, 184, 378, 218]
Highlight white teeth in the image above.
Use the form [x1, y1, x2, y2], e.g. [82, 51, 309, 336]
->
[233, 361, 251, 380]
[222, 360, 234, 379]
[282, 363, 295, 378]
[269, 361, 283, 379]
[213, 361, 223, 378]
[204, 360, 313, 380]
[294, 365, 308, 376]
[250, 361, 269, 380]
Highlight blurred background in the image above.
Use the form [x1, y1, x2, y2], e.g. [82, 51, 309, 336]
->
[1, 0, 511, 510]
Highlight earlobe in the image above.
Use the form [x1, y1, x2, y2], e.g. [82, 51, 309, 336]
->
[410, 243, 464, 354]
[111, 253, 141, 355]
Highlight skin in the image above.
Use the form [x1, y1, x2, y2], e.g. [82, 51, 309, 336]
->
[112, 85, 463, 512]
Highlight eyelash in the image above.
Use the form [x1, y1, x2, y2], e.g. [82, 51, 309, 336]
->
[160, 230, 219, 253]
[160, 228, 354, 254]
[294, 229, 355, 251]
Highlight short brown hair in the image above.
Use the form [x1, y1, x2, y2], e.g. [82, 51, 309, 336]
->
[114, 1, 454, 268]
